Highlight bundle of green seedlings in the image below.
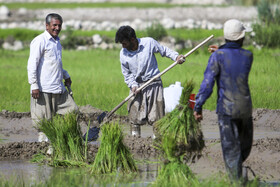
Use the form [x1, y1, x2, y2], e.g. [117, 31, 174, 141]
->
[90, 122, 138, 174]
[37, 113, 86, 167]
[153, 80, 205, 185]
[152, 135, 197, 186]
[154, 80, 205, 161]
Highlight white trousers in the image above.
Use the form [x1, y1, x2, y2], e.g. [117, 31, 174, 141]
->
[30, 91, 79, 128]
[127, 79, 165, 126]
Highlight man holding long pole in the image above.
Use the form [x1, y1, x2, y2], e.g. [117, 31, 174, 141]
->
[115, 25, 185, 137]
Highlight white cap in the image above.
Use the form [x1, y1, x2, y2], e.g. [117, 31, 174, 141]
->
[223, 19, 252, 41]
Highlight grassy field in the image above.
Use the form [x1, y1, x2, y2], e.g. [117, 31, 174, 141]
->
[0, 45, 279, 115]
[0, 28, 223, 42]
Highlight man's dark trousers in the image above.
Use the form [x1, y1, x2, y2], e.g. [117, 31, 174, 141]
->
[218, 115, 253, 180]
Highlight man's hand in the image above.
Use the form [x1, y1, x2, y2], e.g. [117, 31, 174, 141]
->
[132, 86, 140, 95]
[208, 45, 218, 53]
[176, 54, 185, 64]
[193, 111, 203, 122]
[64, 77, 72, 87]
[32, 89, 40, 99]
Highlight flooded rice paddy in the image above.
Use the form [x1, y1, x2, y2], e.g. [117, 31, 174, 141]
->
[0, 107, 280, 185]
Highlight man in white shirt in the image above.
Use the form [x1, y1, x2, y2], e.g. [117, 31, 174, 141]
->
[115, 25, 185, 136]
[27, 13, 78, 142]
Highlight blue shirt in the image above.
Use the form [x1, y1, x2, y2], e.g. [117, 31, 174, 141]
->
[194, 42, 253, 118]
[120, 37, 179, 88]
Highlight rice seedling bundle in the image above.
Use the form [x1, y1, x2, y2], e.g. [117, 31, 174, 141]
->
[90, 122, 137, 174]
[153, 161, 196, 187]
[38, 113, 85, 166]
[152, 135, 197, 186]
[154, 80, 205, 158]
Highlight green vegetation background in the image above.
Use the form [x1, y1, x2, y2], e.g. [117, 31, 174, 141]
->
[0, 42, 279, 115]
[0, 0, 279, 115]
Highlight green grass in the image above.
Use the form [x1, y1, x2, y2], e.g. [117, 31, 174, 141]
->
[0, 28, 42, 42]
[0, 28, 224, 42]
[168, 28, 223, 41]
[0, 45, 279, 115]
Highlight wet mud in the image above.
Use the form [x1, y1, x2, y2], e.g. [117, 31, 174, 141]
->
[0, 105, 280, 182]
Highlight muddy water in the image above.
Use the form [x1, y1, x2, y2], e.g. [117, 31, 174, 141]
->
[1, 159, 279, 186]
[0, 160, 52, 182]
[1, 108, 280, 184]
[0, 158, 159, 185]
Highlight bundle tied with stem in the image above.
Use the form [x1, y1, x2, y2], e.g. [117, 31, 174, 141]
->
[153, 80, 204, 186]
[154, 79, 205, 161]
[90, 122, 138, 174]
[152, 132, 198, 186]
[37, 112, 86, 167]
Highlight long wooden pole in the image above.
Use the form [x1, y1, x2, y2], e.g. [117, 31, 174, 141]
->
[104, 35, 214, 122]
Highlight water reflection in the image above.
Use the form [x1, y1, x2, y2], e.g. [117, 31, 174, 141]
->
[0, 158, 159, 185]
[0, 160, 52, 183]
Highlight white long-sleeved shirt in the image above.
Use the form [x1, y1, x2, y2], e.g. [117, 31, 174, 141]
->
[120, 37, 179, 88]
[27, 30, 69, 94]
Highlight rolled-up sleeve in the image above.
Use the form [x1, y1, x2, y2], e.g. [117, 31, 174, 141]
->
[63, 69, 70, 80]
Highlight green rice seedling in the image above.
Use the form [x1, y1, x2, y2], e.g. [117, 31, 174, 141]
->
[37, 113, 86, 167]
[154, 80, 204, 160]
[152, 135, 197, 186]
[91, 172, 138, 186]
[152, 161, 197, 187]
[154, 134, 261, 187]
[30, 153, 48, 164]
[153, 115, 197, 186]
[153, 169, 261, 187]
[0, 170, 261, 187]
[90, 122, 138, 174]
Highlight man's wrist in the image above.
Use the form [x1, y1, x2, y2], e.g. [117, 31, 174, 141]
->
[194, 105, 202, 113]
[31, 83, 39, 91]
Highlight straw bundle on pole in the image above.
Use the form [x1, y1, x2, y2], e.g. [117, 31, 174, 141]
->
[90, 122, 138, 174]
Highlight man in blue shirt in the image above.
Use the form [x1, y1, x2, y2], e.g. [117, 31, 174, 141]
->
[115, 25, 185, 137]
[193, 19, 253, 182]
